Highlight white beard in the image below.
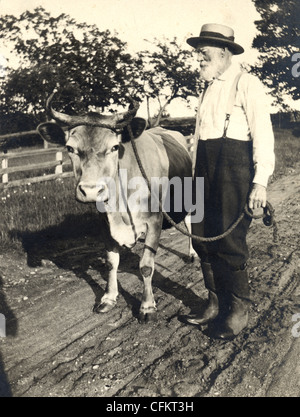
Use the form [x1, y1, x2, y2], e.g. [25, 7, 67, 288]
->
[199, 63, 220, 82]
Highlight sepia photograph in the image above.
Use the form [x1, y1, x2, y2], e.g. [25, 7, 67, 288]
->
[0, 0, 299, 401]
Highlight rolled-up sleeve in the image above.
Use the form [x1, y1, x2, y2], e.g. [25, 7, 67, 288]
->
[240, 74, 275, 187]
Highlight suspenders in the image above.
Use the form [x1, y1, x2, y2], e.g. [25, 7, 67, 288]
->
[192, 71, 244, 174]
[222, 72, 244, 138]
[192, 83, 208, 172]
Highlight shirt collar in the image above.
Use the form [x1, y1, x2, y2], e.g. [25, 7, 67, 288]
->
[201, 63, 241, 90]
[214, 62, 241, 82]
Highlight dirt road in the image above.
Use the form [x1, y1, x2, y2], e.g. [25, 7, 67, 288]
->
[0, 166, 299, 397]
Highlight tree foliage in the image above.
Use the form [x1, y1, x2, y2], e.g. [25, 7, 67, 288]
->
[138, 38, 200, 126]
[251, 0, 300, 109]
[0, 7, 200, 130]
[0, 7, 143, 119]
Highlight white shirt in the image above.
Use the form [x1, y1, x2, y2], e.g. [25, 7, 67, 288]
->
[196, 63, 275, 187]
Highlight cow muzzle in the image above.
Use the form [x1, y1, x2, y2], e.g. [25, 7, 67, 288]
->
[76, 181, 109, 203]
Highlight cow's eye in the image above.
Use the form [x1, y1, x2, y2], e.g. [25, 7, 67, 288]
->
[111, 144, 119, 152]
[66, 145, 74, 153]
[66, 145, 80, 155]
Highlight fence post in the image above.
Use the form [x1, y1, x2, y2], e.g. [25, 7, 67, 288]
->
[1, 157, 8, 184]
[55, 151, 63, 175]
[186, 135, 194, 153]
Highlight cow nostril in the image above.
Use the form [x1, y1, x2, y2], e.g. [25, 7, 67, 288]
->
[98, 188, 106, 201]
[97, 185, 109, 201]
[77, 183, 108, 201]
[97, 185, 105, 195]
[78, 184, 86, 197]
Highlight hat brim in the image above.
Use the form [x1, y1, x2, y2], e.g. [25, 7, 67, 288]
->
[186, 36, 244, 55]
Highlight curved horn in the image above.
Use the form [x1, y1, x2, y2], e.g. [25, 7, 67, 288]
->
[46, 89, 77, 125]
[46, 89, 139, 129]
[46, 89, 116, 128]
[112, 97, 140, 129]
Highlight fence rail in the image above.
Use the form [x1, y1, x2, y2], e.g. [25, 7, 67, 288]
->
[0, 129, 39, 141]
[0, 131, 195, 189]
[0, 146, 73, 189]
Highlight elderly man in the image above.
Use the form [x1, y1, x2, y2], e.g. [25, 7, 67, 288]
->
[185, 24, 275, 339]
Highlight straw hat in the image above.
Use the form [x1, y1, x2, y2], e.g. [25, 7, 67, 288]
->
[187, 23, 244, 55]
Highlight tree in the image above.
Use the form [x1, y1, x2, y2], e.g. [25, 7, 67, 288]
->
[251, 0, 300, 109]
[138, 38, 200, 126]
[0, 7, 143, 121]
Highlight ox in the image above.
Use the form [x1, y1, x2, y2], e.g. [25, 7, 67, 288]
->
[38, 91, 193, 322]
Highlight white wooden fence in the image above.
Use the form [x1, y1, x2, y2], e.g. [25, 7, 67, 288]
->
[0, 146, 73, 189]
[0, 131, 195, 189]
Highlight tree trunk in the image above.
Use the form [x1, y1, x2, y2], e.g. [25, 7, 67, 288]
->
[153, 99, 170, 127]
[146, 96, 154, 128]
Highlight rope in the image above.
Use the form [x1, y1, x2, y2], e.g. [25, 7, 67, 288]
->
[128, 126, 278, 243]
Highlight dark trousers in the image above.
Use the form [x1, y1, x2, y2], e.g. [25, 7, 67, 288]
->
[192, 138, 254, 269]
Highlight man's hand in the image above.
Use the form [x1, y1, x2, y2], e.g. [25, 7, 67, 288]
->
[248, 183, 267, 210]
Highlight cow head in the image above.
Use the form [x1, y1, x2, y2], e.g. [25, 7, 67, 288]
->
[38, 90, 146, 203]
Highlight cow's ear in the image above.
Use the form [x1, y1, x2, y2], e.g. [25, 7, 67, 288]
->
[37, 122, 66, 146]
[121, 117, 147, 142]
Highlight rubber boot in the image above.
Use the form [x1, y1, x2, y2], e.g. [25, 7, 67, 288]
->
[185, 262, 219, 326]
[211, 266, 250, 340]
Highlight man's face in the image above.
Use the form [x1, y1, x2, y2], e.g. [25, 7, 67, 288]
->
[196, 45, 225, 81]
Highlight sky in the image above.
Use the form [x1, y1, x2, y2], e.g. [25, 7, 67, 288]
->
[0, 0, 260, 60]
[0, 0, 264, 116]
